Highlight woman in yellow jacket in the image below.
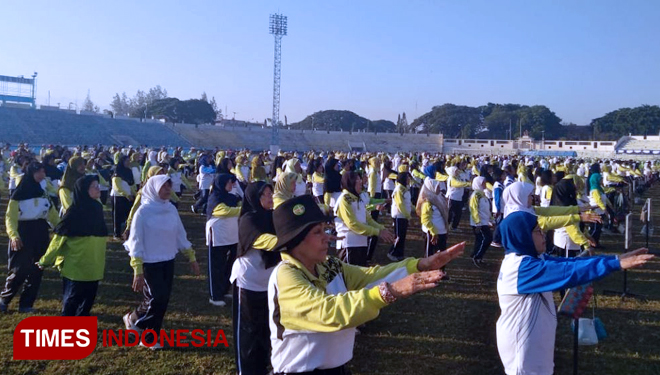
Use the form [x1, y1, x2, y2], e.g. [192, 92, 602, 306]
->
[38, 175, 107, 316]
[335, 171, 395, 266]
[388, 173, 412, 262]
[273, 172, 297, 209]
[59, 156, 86, 214]
[268, 195, 465, 374]
[1, 162, 60, 313]
[110, 155, 136, 239]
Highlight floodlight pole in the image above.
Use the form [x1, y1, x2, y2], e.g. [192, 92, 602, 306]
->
[31, 72, 38, 108]
[269, 13, 287, 153]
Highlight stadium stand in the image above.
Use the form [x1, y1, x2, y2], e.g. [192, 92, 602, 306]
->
[172, 123, 444, 152]
[1, 105, 656, 160]
[616, 136, 660, 155]
[0, 106, 190, 146]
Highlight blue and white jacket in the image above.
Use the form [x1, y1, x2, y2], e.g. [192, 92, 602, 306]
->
[496, 253, 620, 375]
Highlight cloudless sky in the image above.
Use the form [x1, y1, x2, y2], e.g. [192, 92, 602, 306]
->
[1, 0, 658, 125]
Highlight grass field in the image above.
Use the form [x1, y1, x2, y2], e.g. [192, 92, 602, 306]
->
[1, 185, 659, 375]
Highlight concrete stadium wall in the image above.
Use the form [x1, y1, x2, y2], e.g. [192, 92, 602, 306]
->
[443, 137, 617, 158]
[171, 124, 444, 153]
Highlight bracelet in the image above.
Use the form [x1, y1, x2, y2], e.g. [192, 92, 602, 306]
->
[379, 282, 397, 304]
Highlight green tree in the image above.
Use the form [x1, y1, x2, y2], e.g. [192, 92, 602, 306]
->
[290, 110, 395, 132]
[409, 104, 481, 138]
[591, 105, 660, 140]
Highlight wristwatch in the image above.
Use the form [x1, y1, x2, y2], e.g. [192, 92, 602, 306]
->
[378, 282, 397, 304]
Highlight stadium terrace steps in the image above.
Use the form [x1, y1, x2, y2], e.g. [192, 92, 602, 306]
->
[0, 107, 190, 147]
[618, 139, 660, 151]
[173, 124, 444, 152]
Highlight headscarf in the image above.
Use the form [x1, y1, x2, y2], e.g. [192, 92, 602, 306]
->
[142, 166, 164, 184]
[472, 176, 486, 192]
[551, 176, 577, 206]
[502, 181, 536, 218]
[479, 165, 494, 184]
[54, 175, 107, 237]
[140, 175, 171, 206]
[423, 165, 436, 179]
[11, 162, 45, 201]
[42, 153, 63, 181]
[589, 173, 603, 193]
[215, 158, 233, 174]
[114, 155, 135, 186]
[274, 172, 297, 203]
[124, 175, 191, 256]
[251, 156, 267, 181]
[324, 158, 341, 193]
[284, 158, 304, 183]
[60, 156, 86, 191]
[238, 182, 280, 267]
[147, 151, 158, 165]
[415, 178, 449, 227]
[206, 173, 240, 220]
[499, 211, 539, 257]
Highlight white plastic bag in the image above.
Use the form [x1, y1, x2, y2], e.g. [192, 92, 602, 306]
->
[576, 318, 599, 346]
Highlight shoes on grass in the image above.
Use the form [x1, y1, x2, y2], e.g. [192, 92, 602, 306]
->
[209, 299, 226, 307]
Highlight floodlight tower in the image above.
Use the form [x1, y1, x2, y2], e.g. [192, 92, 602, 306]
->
[269, 13, 287, 150]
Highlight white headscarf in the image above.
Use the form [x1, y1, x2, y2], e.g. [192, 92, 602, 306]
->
[472, 176, 486, 192]
[503, 181, 536, 218]
[148, 150, 158, 165]
[140, 175, 171, 206]
[124, 175, 192, 258]
[416, 177, 448, 224]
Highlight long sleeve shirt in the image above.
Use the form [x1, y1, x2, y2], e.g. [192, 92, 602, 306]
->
[6, 197, 60, 240]
[497, 253, 620, 375]
[268, 253, 419, 373]
[39, 235, 107, 281]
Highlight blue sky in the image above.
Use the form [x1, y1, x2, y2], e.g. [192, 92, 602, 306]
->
[1, 0, 658, 125]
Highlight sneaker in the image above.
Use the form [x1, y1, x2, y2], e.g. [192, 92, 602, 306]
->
[386, 253, 400, 262]
[209, 299, 226, 307]
[472, 258, 482, 269]
[139, 341, 164, 350]
[491, 242, 502, 248]
[123, 313, 143, 334]
[190, 205, 196, 214]
[18, 307, 33, 313]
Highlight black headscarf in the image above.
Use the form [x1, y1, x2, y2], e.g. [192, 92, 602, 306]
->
[42, 153, 63, 180]
[479, 165, 494, 185]
[54, 175, 108, 237]
[215, 158, 234, 174]
[114, 155, 135, 186]
[551, 176, 578, 207]
[238, 182, 280, 268]
[206, 173, 240, 220]
[324, 158, 341, 193]
[11, 162, 46, 201]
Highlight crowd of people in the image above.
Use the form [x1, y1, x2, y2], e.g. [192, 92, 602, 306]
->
[0, 142, 657, 375]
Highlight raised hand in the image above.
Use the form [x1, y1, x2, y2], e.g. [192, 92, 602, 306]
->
[619, 248, 654, 269]
[580, 212, 602, 223]
[389, 270, 445, 299]
[417, 242, 466, 271]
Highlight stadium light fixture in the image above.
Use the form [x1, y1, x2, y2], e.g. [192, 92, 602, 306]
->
[269, 13, 287, 150]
